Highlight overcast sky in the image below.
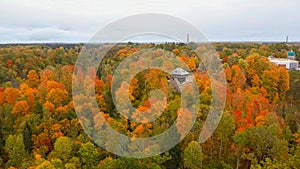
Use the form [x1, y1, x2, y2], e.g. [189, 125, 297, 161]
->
[1, 0, 299, 43]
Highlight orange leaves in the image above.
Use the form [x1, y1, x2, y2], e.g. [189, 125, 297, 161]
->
[144, 68, 165, 89]
[0, 90, 5, 106]
[173, 48, 180, 55]
[26, 70, 40, 88]
[95, 78, 105, 94]
[43, 102, 55, 113]
[231, 65, 246, 92]
[7, 59, 13, 67]
[54, 106, 69, 118]
[180, 54, 187, 62]
[4, 87, 19, 105]
[194, 71, 210, 92]
[233, 110, 242, 122]
[93, 112, 106, 131]
[261, 69, 280, 101]
[40, 69, 55, 82]
[38, 80, 66, 105]
[12, 100, 30, 116]
[45, 81, 65, 92]
[131, 105, 152, 123]
[187, 57, 196, 71]
[51, 123, 62, 131]
[129, 78, 139, 101]
[292, 133, 300, 144]
[233, 101, 271, 132]
[255, 116, 266, 126]
[176, 108, 193, 139]
[131, 123, 152, 138]
[278, 66, 290, 100]
[46, 88, 68, 107]
[116, 47, 138, 60]
[19, 83, 37, 109]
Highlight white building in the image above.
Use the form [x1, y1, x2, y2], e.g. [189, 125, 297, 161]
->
[269, 57, 299, 70]
[169, 68, 192, 92]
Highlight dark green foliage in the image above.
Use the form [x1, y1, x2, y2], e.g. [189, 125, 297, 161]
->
[23, 122, 33, 153]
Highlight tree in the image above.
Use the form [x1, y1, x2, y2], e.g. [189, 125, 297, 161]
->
[12, 100, 30, 116]
[46, 88, 68, 107]
[4, 134, 26, 168]
[220, 47, 233, 58]
[78, 141, 100, 169]
[26, 70, 39, 88]
[187, 57, 197, 71]
[184, 141, 203, 169]
[0, 90, 5, 106]
[23, 122, 33, 153]
[36, 161, 55, 169]
[278, 66, 290, 100]
[53, 136, 73, 162]
[4, 87, 19, 105]
[261, 69, 279, 101]
[176, 108, 193, 139]
[231, 65, 246, 92]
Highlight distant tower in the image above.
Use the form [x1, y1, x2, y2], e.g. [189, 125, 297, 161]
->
[186, 33, 189, 44]
[286, 35, 289, 43]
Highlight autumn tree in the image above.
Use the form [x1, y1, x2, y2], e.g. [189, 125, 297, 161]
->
[78, 141, 101, 169]
[5, 134, 26, 168]
[23, 122, 33, 153]
[52, 136, 73, 162]
[184, 141, 203, 169]
[26, 70, 40, 88]
[4, 87, 19, 105]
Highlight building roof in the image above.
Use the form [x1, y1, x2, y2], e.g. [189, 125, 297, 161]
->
[269, 58, 299, 63]
[171, 68, 190, 76]
[288, 50, 296, 56]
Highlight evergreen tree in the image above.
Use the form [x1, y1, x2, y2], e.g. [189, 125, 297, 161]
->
[23, 121, 33, 153]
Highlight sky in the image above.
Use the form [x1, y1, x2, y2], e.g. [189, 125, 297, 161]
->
[1, 0, 299, 43]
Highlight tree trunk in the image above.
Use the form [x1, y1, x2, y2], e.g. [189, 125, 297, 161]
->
[219, 140, 222, 159]
[236, 150, 240, 169]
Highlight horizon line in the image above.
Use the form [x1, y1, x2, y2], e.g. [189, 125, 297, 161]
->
[1, 40, 300, 45]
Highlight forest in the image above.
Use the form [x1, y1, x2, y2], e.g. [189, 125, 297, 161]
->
[0, 42, 300, 169]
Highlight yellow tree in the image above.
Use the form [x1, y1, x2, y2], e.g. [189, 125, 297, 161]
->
[26, 70, 40, 88]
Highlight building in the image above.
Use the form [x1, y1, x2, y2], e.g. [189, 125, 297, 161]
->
[198, 62, 206, 72]
[287, 50, 296, 60]
[169, 68, 192, 92]
[269, 50, 299, 70]
[269, 57, 299, 70]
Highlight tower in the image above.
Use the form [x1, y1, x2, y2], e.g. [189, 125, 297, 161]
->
[186, 33, 189, 44]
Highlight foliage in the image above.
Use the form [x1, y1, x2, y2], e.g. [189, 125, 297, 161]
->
[0, 43, 299, 168]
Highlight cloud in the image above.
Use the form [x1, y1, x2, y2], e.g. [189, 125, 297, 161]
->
[0, 0, 299, 42]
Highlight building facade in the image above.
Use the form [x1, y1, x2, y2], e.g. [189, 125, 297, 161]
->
[169, 68, 192, 92]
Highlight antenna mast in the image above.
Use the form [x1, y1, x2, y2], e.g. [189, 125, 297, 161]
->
[186, 33, 189, 44]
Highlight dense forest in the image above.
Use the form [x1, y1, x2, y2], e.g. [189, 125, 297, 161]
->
[0, 42, 300, 169]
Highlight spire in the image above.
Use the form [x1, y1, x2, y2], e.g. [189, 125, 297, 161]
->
[187, 33, 189, 44]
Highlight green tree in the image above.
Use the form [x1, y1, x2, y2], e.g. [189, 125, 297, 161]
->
[4, 134, 26, 168]
[183, 141, 203, 169]
[53, 136, 73, 162]
[23, 121, 33, 153]
[78, 141, 100, 169]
